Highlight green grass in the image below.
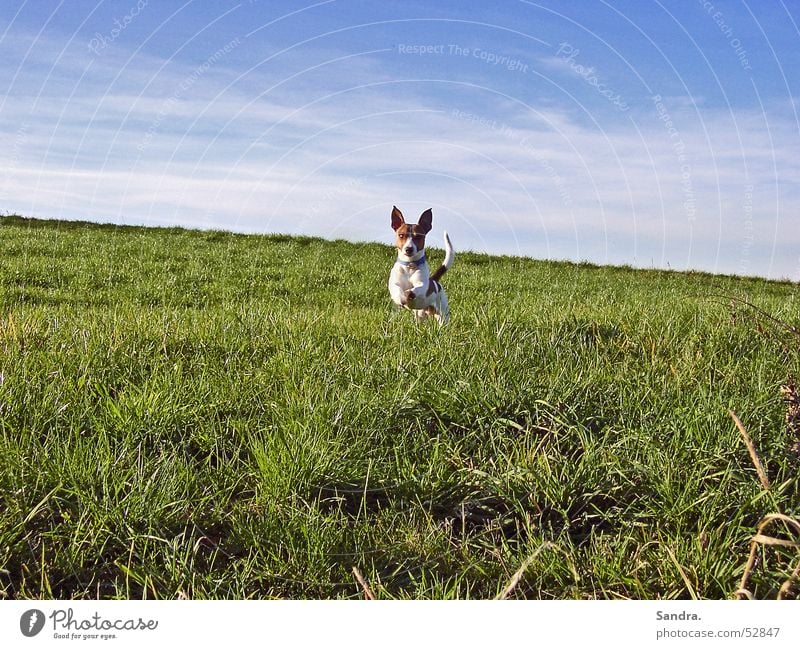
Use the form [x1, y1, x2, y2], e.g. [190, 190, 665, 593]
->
[1, 213, 798, 600]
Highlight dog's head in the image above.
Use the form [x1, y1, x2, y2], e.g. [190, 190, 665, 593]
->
[391, 206, 432, 258]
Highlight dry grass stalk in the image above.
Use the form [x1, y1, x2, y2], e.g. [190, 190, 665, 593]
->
[729, 411, 770, 490]
[351, 566, 375, 600]
[496, 542, 555, 599]
[778, 564, 800, 600]
[497, 556, 536, 600]
[735, 513, 800, 600]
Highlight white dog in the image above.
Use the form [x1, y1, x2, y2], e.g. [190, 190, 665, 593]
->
[388, 206, 454, 324]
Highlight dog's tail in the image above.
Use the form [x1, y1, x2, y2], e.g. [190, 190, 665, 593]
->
[430, 231, 454, 282]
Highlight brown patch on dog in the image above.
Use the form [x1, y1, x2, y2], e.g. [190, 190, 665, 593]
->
[417, 208, 433, 233]
[426, 280, 440, 296]
[394, 223, 427, 251]
[391, 206, 405, 231]
[430, 263, 448, 282]
[391, 207, 433, 250]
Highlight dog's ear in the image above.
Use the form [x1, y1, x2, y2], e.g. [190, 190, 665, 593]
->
[391, 206, 405, 231]
[418, 208, 433, 233]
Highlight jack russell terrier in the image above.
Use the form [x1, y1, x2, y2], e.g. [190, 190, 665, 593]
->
[388, 206, 455, 324]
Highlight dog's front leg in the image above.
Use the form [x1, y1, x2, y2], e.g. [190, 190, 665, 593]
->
[403, 280, 428, 310]
[389, 276, 410, 307]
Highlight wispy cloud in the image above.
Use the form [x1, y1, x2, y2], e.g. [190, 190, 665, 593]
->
[1, 7, 799, 280]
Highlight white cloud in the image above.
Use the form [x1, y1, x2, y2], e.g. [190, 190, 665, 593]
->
[1, 29, 798, 280]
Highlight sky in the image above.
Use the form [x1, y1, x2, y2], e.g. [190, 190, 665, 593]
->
[1, 0, 799, 280]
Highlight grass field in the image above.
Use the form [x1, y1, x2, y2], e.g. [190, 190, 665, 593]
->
[1, 213, 798, 600]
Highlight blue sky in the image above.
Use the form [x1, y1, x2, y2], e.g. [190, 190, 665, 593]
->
[1, 1, 799, 279]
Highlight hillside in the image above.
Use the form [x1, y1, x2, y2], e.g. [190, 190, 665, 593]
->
[0, 214, 798, 599]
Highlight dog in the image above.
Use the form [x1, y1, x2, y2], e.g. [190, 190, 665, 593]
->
[388, 206, 454, 324]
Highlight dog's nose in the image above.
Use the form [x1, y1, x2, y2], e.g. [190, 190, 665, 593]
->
[404, 247, 414, 255]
